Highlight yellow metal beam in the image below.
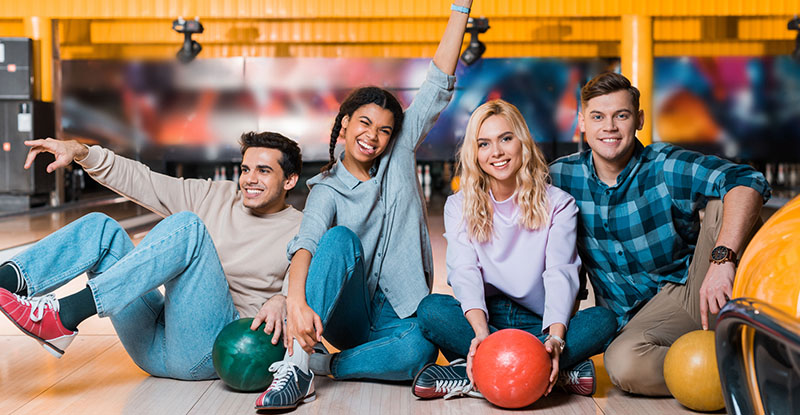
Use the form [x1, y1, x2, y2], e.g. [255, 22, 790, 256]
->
[655, 40, 794, 56]
[621, 15, 652, 146]
[23, 16, 53, 102]
[59, 41, 625, 60]
[84, 18, 622, 45]
[2, 0, 798, 19]
[0, 19, 25, 36]
[739, 17, 799, 40]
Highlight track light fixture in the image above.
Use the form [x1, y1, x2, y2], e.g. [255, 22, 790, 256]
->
[789, 17, 800, 62]
[172, 17, 204, 63]
[460, 17, 490, 66]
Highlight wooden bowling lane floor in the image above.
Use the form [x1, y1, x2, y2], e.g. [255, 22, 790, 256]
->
[0, 332, 704, 415]
[0, 199, 712, 415]
[0, 196, 156, 251]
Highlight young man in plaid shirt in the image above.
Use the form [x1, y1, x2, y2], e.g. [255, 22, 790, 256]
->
[550, 72, 770, 396]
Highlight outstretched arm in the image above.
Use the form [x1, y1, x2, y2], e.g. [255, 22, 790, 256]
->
[24, 138, 215, 217]
[24, 138, 87, 172]
[432, 0, 474, 76]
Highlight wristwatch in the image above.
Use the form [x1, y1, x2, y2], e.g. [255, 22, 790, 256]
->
[710, 245, 738, 266]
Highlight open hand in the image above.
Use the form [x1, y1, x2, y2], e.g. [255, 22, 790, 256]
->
[24, 138, 88, 173]
[250, 294, 287, 345]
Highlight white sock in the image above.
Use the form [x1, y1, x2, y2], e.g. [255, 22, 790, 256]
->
[283, 340, 310, 372]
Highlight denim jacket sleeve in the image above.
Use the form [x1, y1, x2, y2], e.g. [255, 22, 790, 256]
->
[286, 183, 336, 260]
[396, 61, 456, 152]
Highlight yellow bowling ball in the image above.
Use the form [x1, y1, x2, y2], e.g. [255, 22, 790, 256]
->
[663, 330, 725, 412]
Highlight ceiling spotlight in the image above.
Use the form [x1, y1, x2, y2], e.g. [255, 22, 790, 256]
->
[172, 17, 204, 63]
[460, 17, 490, 66]
[789, 17, 800, 62]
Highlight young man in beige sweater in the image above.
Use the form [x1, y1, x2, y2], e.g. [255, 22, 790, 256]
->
[0, 132, 303, 380]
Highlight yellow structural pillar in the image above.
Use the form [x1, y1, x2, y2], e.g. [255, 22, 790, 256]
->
[23, 16, 53, 102]
[621, 15, 653, 145]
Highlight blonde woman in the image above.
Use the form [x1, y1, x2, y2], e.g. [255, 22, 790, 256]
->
[412, 100, 616, 400]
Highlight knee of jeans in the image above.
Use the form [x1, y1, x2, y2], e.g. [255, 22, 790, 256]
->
[396, 323, 438, 373]
[318, 226, 361, 254]
[166, 211, 203, 227]
[415, 294, 449, 331]
[82, 212, 118, 229]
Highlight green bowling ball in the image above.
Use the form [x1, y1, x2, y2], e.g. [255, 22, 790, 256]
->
[212, 318, 286, 392]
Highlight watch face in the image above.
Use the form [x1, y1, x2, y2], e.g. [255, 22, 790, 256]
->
[711, 246, 729, 261]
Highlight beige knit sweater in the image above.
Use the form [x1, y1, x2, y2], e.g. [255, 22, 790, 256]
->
[77, 145, 302, 317]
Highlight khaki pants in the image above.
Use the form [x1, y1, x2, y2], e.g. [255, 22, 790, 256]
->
[603, 200, 760, 396]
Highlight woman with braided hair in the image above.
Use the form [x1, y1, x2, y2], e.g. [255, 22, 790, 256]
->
[253, 1, 474, 411]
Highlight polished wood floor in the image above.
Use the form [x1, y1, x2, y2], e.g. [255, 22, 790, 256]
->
[0, 200, 707, 414]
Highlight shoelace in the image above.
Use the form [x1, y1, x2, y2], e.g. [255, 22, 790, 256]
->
[14, 293, 60, 322]
[266, 361, 294, 392]
[440, 379, 476, 400]
[562, 370, 580, 385]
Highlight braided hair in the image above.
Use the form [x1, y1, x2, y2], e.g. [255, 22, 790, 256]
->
[321, 86, 405, 174]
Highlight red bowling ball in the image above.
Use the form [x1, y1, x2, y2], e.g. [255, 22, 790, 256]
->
[473, 329, 551, 408]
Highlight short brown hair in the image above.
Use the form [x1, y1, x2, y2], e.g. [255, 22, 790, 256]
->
[239, 131, 302, 179]
[581, 72, 640, 114]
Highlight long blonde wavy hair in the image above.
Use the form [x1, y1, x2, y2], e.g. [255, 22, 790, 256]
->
[456, 99, 551, 243]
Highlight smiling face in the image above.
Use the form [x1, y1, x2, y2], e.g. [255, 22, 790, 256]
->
[579, 90, 644, 171]
[340, 103, 396, 176]
[239, 147, 298, 215]
[476, 115, 523, 199]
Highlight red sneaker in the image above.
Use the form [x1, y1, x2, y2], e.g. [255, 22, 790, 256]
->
[0, 288, 77, 358]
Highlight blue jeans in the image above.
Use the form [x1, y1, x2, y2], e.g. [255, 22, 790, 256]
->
[417, 293, 617, 369]
[305, 226, 437, 381]
[10, 212, 240, 380]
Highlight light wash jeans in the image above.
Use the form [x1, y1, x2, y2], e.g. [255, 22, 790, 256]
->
[10, 211, 239, 380]
[305, 226, 437, 381]
[417, 293, 617, 370]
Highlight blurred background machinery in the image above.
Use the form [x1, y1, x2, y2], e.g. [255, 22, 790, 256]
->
[0, 2, 799, 211]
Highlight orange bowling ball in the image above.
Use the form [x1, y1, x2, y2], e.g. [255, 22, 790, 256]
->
[473, 329, 551, 409]
[663, 330, 725, 412]
[733, 194, 800, 318]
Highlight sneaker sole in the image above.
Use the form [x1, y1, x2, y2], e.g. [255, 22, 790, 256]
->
[255, 392, 316, 411]
[0, 304, 72, 358]
[411, 362, 441, 399]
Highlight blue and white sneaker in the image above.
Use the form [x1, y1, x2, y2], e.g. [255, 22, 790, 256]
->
[412, 359, 483, 400]
[254, 361, 316, 410]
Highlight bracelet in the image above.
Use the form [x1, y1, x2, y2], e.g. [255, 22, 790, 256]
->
[545, 334, 566, 353]
[451, 4, 470, 14]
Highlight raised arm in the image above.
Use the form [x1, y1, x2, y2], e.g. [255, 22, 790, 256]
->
[397, 1, 473, 151]
[433, 0, 474, 76]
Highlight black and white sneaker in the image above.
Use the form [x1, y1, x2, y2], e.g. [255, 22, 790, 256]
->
[412, 359, 483, 400]
[557, 359, 596, 396]
[254, 361, 316, 410]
